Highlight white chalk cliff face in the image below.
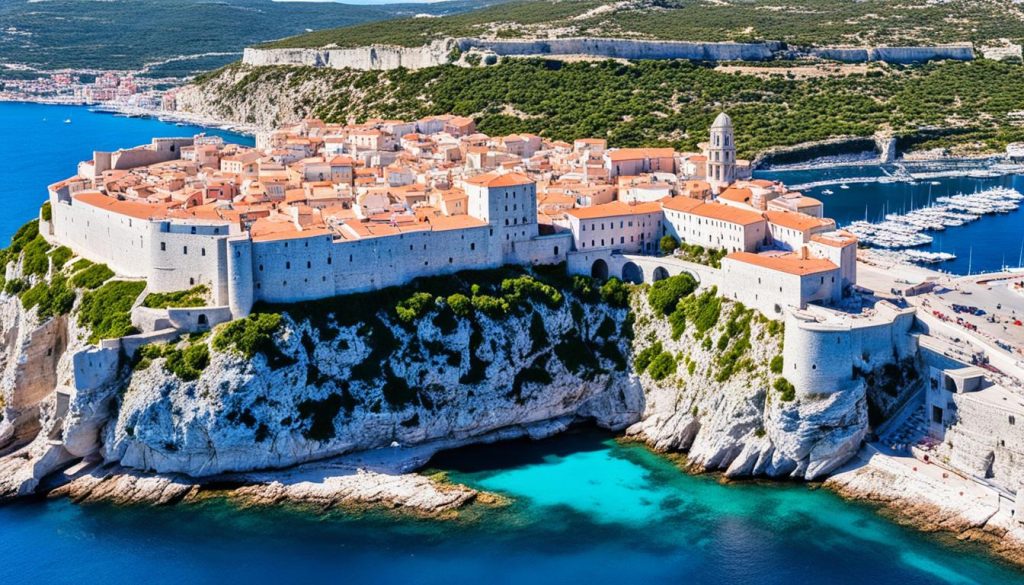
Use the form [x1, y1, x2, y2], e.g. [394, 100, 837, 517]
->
[102, 298, 643, 477]
[2, 260, 878, 504]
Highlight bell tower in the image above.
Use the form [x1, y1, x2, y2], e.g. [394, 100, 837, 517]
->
[705, 112, 736, 186]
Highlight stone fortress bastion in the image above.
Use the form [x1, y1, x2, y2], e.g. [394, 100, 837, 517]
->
[240, 37, 975, 72]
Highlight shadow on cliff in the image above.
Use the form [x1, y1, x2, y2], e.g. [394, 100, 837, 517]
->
[425, 423, 614, 473]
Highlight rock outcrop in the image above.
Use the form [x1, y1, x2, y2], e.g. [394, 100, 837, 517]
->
[624, 293, 867, 480]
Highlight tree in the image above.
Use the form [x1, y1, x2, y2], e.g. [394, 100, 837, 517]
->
[660, 235, 680, 256]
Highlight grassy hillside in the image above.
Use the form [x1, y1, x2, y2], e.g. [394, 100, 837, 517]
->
[194, 58, 1024, 157]
[262, 0, 1024, 49]
[0, 0, 505, 76]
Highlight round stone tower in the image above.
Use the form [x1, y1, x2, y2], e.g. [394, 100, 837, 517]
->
[705, 112, 737, 186]
[226, 236, 254, 319]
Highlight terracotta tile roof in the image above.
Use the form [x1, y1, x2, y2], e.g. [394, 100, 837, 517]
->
[565, 200, 662, 220]
[690, 201, 765, 225]
[465, 171, 533, 188]
[764, 210, 834, 232]
[811, 230, 858, 247]
[726, 251, 838, 276]
[73, 191, 170, 220]
[661, 196, 704, 213]
[718, 187, 753, 205]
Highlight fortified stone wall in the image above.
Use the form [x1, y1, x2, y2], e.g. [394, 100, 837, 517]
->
[241, 37, 974, 72]
[944, 391, 1024, 493]
[456, 38, 781, 61]
[48, 196, 154, 279]
[783, 304, 917, 396]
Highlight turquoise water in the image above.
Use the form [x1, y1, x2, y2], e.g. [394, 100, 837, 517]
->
[1, 430, 1022, 584]
[1, 102, 1024, 583]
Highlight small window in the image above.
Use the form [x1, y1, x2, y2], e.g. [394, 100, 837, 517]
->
[183, 246, 188, 255]
[286, 261, 291, 269]
[201, 248, 206, 257]
[160, 242, 166, 251]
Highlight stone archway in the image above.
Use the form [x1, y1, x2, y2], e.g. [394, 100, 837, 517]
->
[622, 261, 644, 284]
[652, 266, 670, 282]
[591, 259, 609, 281]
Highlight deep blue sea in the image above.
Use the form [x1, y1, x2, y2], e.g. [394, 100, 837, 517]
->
[1, 102, 1024, 584]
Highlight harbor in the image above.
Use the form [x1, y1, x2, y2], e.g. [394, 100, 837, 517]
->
[756, 163, 1024, 275]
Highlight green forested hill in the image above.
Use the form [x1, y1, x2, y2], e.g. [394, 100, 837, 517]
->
[193, 58, 1024, 157]
[0, 0, 504, 76]
[262, 0, 1024, 49]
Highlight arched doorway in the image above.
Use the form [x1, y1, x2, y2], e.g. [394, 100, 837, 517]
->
[197, 314, 209, 328]
[591, 259, 609, 281]
[652, 266, 670, 282]
[621, 262, 643, 284]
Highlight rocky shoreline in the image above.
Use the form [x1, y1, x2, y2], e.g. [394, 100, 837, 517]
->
[826, 447, 1024, 569]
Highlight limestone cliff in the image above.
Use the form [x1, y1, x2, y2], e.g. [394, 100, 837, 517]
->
[1, 253, 888, 506]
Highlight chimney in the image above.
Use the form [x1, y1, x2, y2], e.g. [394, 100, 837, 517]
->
[800, 245, 809, 260]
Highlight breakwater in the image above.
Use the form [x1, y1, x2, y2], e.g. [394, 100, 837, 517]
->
[241, 38, 975, 71]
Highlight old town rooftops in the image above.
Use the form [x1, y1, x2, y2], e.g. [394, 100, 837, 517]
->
[726, 251, 838, 276]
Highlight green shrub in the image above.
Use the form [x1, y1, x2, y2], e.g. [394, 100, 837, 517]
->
[142, 285, 209, 309]
[770, 355, 784, 374]
[634, 341, 663, 374]
[446, 293, 472, 316]
[659, 235, 679, 255]
[71, 263, 114, 289]
[212, 312, 284, 359]
[40, 202, 52, 222]
[69, 258, 94, 273]
[50, 246, 73, 270]
[77, 280, 146, 343]
[21, 236, 52, 277]
[571, 275, 597, 301]
[21, 275, 75, 319]
[647, 273, 697, 315]
[647, 352, 677, 381]
[774, 377, 796, 402]
[4, 278, 28, 296]
[668, 305, 687, 340]
[599, 277, 629, 307]
[471, 294, 510, 317]
[501, 275, 562, 308]
[164, 343, 210, 381]
[395, 291, 435, 323]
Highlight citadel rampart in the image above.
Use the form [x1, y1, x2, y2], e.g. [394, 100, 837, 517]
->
[241, 38, 974, 72]
[783, 303, 918, 397]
